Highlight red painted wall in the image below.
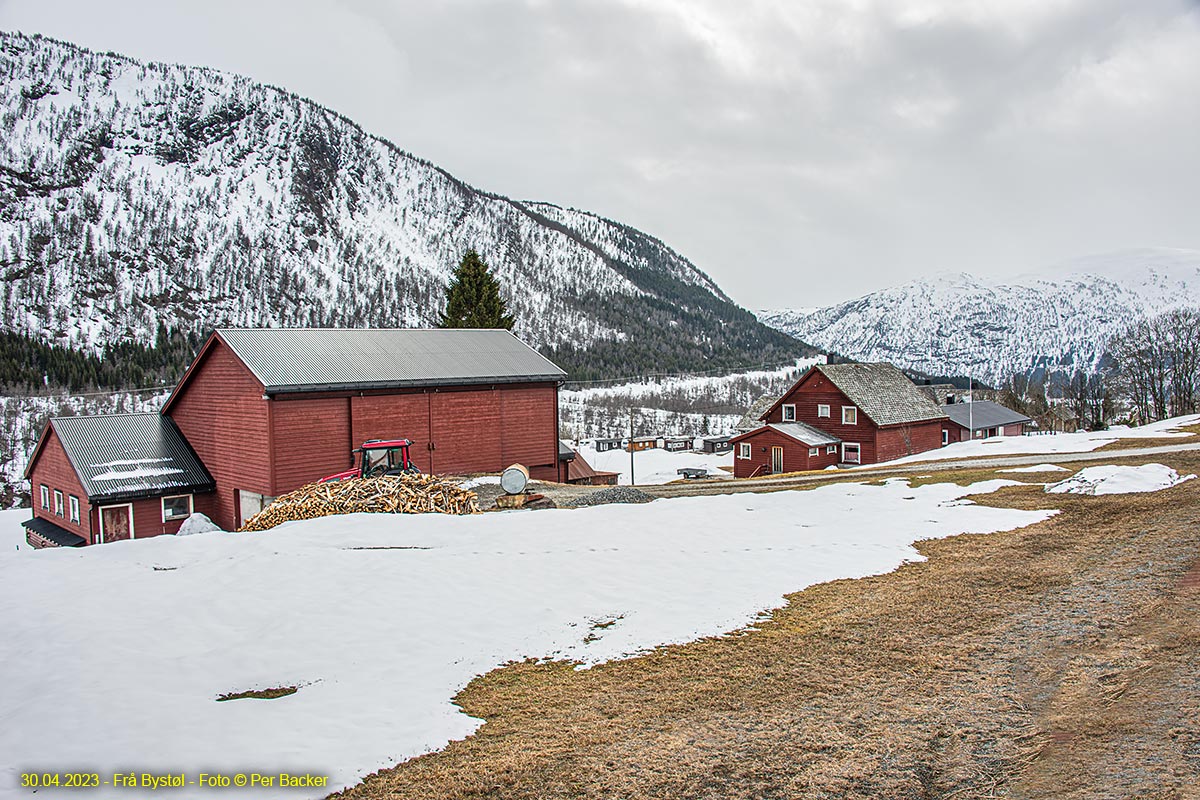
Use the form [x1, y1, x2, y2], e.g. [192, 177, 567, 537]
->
[875, 421, 945, 463]
[167, 340, 270, 531]
[270, 396, 353, 493]
[29, 428, 92, 542]
[766, 371, 879, 462]
[430, 388, 503, 475]
[731, 429, 840, 478]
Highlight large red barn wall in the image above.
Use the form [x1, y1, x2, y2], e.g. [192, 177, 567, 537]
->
[732, 428, 839, 478]
[30, 429, 93, 541]
[167, 341, 271, 531]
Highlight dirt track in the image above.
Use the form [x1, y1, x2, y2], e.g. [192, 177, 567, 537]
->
[334, 450, 1200, 799]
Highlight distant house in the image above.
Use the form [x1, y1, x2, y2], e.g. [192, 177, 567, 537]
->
[23, 413, 215, 548]
[730, 363, 948, 476]
[941, 401, 1032, 444]
[661, 437, 692, 452]
[1047, 404, 1080, 433]
[915, 383, 958, 406]
[701, 436, 732, 454]
[593, 437, 624, 453]
[628, 437, 657, 452]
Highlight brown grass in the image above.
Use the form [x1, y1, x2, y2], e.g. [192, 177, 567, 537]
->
[216, 686, 298, 702]
[332, 451, 1200, 800]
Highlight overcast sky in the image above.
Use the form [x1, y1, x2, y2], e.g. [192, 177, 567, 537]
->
[1, 0, 1198, 308]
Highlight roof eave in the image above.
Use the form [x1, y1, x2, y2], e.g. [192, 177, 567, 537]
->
[88, 481, 217, 506]
[262, 373, 567, 396]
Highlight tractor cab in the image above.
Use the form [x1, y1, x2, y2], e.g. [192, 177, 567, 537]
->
[320, 439, 419, 482]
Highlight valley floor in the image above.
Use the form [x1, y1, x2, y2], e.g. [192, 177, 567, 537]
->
[336, 450, 1200, 800]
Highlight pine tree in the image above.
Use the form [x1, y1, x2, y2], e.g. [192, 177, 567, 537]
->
[438, 250, 515, 330]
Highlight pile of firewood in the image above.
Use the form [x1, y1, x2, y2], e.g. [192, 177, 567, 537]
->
[239, 475, 479, 531]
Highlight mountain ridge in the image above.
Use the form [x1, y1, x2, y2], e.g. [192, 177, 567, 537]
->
[0, 30, 807, 384]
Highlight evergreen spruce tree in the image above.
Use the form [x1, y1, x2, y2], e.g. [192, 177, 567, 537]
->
[438, 250, 515, 330]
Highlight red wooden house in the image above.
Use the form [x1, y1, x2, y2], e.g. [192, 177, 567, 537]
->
[941, 400, 1031, 444]
[731, 363, 948, 477]
[23, 413, 215, 547]
[161, 328, 566, 530]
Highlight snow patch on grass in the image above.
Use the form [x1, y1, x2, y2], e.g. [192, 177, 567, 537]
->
[1045, 463, 1195, 496]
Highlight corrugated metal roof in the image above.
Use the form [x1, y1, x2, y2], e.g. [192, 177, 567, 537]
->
[767, 422, 842, 446]
[22, 516, 87, 547]
[50, 413, 214, 502]
[814, 363, 949, 427]
[217, 328, 566, 393]
[942, 400, 1032, 431]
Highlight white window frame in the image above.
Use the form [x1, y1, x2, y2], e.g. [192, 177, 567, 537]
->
[826, 444, 837, 454]
[942, 429, 949, 446]
[737, 442, 752, 460]
[161, 494, 194, 523]
[53, 490, 64, 517]
[40, 484, 50, 509]
[781, 404, 797, 422]
[69, 495, 80, 524]
[842, 406, 858, 425]
[808, 447, 819, 457]
[99, 503, 135, 541]
[817, 404, 830, 418]
[842, 442, 861, 464]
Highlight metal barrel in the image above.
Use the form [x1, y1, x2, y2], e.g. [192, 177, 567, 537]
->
[500, 463, 530, 495]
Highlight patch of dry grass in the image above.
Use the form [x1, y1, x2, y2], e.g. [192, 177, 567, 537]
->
[332, 452, 1200, 800]
[216, 686, 298, 702]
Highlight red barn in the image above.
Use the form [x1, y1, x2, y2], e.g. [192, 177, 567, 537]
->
[23, 413, 215, 547]
[162, 328, 566, 530]
[731, 362, 948, 477]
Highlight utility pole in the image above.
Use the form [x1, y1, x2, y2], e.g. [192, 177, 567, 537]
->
[969, 376, 974, 440]
[629, 406, 636, 486]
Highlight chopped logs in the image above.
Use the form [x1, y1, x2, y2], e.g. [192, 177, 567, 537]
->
[239, 475, 480, 531]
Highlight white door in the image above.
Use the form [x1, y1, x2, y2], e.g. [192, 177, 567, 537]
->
[771, 446, 784, 474]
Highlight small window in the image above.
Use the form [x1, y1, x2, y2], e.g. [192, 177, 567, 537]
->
[40, 485, 50, 510]
[162, 494, 193, 522]
[808, 447, 819, 457]
[53, 490, 64, 517]
[781, 404, 797, 422]
[842, 406, 857, 425]
[737, 443, 752, 460]
[942, 430, 949, 446]
[69, 495, 80, 524]
[827, 444, 837, 454]
[817, 404, 830, 418]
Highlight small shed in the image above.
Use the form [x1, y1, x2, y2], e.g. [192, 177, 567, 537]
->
[593, 437, 624, 453]
[628, 437, 657, 452]
[24, 413, 215, 547]
[702, 436, 732, 454]
[729, 422, 841, 478]
[661, 437, 692, 452]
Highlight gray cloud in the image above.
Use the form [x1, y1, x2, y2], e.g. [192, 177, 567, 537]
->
[1, 0, 1197, 307]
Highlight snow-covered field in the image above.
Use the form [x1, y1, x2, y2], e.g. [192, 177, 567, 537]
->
[0, 479, 1053, 798]
[0, 509, 29, 553]
[575, 441, 734, 485]
[876, 414, 1200, 466]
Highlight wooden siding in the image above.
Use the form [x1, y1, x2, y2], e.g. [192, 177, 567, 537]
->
[765, 371, 878, 460]
[270, 397, 354, 493]
[430, 388, 503, 475]
[29, 428, 92, 542]
[875, 421, 945, 463]
[350, 393, 430, 466]
[499, 384, 558, 469]
[117, 492, 218, 542]
[166, 340, 270, 531]
[731, 429, 840, 478]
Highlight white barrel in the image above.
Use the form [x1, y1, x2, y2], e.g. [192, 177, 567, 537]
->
[500, 463, 530, 495]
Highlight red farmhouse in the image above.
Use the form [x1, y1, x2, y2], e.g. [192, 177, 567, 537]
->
[730, 362, 948, 477]
[23, 414, 215, 547]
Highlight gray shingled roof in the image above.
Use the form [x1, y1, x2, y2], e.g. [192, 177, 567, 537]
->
[813, 363, 949, 427]
[736, 395, 776, 432]
[767, 422, 841, 447]
[44, 413, 214, 503]
[217, 328, 566, 393]
[942, 400, 1031, 432]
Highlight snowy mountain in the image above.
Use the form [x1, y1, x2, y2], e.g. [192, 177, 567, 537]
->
[0, 32, 807, 381]
[758, 247, 1200, 386]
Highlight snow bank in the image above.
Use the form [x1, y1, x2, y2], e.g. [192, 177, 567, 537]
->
[1044, 463, 1196, 496]
[0, 480, 1052, 798]
[998, 464, 1071, 473]
[0, 509, 29, 553]
[878, 414, 1200, 466]
[176, 513, 224, 536]
[458, 476, 501, 490]
[576, 443, 733, 485]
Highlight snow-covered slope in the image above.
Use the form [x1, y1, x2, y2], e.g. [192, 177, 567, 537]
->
[0, 32, 805, 377]
[759, 247, 1200, 385]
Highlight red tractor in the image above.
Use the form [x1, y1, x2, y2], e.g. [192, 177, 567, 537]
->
[320, 439, 421, 482]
